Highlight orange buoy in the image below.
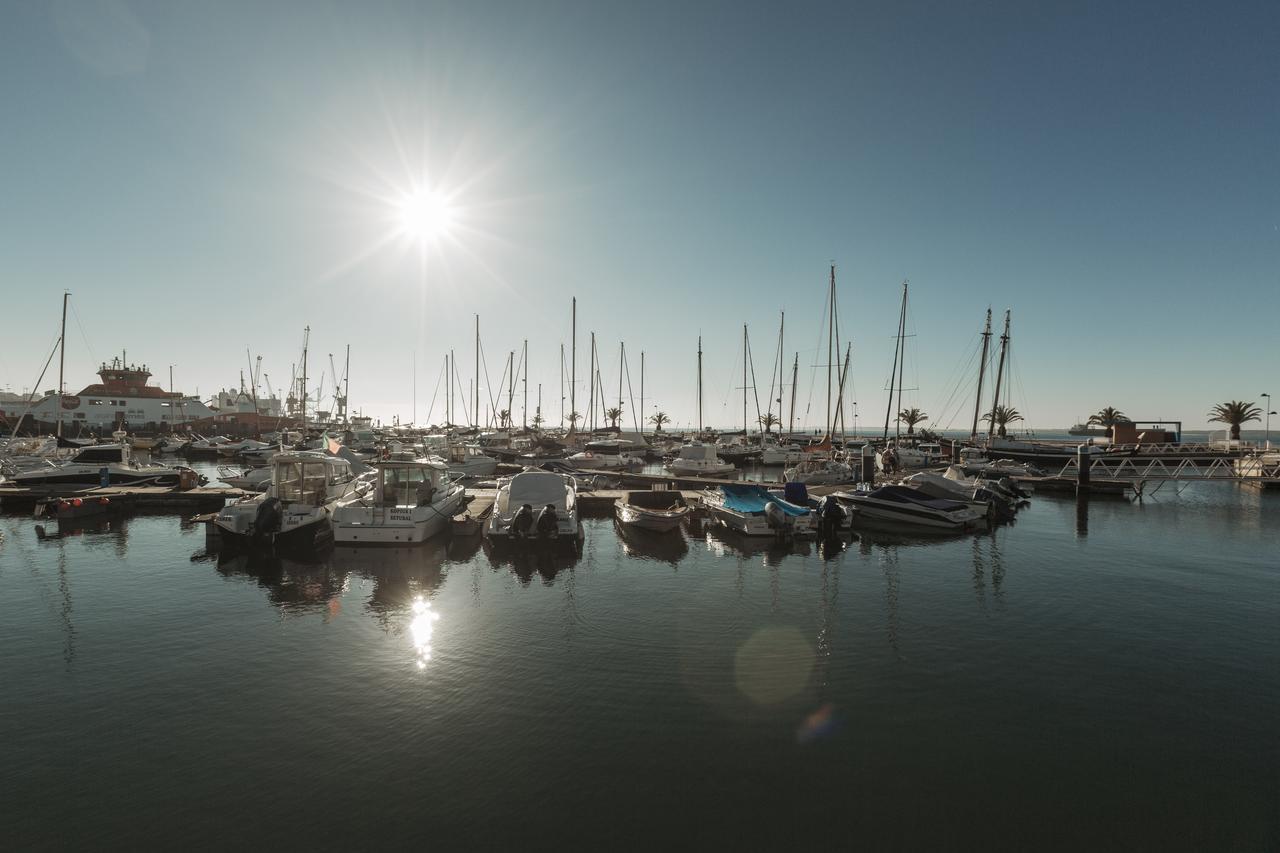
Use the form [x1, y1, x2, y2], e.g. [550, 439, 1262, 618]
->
[71, 498, 83, 507]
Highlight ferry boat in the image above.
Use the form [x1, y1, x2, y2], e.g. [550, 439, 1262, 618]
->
[0, 355, 215, 433]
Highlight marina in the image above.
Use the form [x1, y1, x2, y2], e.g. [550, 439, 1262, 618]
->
[4, 2, 1279, 848]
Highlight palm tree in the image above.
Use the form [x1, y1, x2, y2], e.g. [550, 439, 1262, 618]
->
[1087, 406, 1130, 435]
[498, 409, 512, 428]
[605, 406, 623, 429]
[566, 411, 581, 431]
[898, 407, 928, 435]
[1207, 400, 1262, 440]
[531, 412, 544, 429]
[982, 405, 1024, 438]
[759, 413, 780, 433]
[649, 411, 670, 432]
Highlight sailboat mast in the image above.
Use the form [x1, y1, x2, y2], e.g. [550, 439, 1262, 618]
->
[826, 265, 834, 437]
[894, 281, 908, 439]
[343, 344, 351, 425]
[474, 315, 480, 429]
[743, 324, 748, 435]
[618, 341, 625, 418]
[447, 351, 454, 426]
[570, 298, 577, 429]
[246, 349, 261, 438]
[588, 332, 597, 431]
[883, 281, 907, 440]
[639, 351, 645, 436]
[56, 291, 68, 438]
[522, 340, 528, 430]
[777, 311, 785, 434]
[697, 335, 703, 433]
[559, 343, 564, 428]
[988, 310, 1011, 439]
[301, 326, 309, 436]
[789, 353, 798, 437]
[970, 308, 993, 439]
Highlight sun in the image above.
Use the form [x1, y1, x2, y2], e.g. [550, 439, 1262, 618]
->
[396, 188, 455, 243]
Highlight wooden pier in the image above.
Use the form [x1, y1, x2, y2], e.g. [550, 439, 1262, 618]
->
[0, 483, 246, 512]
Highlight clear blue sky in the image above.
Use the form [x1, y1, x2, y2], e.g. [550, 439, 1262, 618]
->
[2, 0, 1277, 432]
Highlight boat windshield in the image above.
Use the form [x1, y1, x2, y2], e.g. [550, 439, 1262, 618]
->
[275, 460, 328, 506]
[381, 465, 433, 506]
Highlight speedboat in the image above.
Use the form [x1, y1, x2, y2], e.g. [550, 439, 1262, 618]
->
[614, 489, 690, 533]
[332, 456, 467, 545]
[213, 451, 374, 552]
[901, 471, 1012, 522]
[485, 470, 584, 553]
[833, 485, 985, 532]
[782, 458, 855, 485]
[438, 443, 498, 478]
[2, 442, 191, 488]
[666, 442, 734, 476]
[216, 438, 273, 458]
[217, 465, 273, 491]
[700, 483, 813, 537]
[767, 482, 852, 536]
[566, 449, 643, 471]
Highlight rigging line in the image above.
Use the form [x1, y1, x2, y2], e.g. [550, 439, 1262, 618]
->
[478, 337, 498, 426]
[424, 356, 445, 427]
[622, 352, 640, 433]
[932, 335, 983, 430]
[451, 357, 471, 425]
[746, 331, 763, 429]
[7, 337, 62, 436]
[67, 299, 98, 370]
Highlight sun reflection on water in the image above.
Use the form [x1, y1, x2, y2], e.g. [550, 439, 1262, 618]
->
[409, 596, 440, 671]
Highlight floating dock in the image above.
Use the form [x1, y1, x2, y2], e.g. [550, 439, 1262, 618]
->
[0, 484, 246, 512]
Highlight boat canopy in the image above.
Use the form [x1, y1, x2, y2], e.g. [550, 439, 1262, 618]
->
[720, 484, 807, 516]
[507, 471, 570, 511]
[867, 485, 969, 512]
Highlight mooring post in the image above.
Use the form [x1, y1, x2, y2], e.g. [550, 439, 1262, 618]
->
[861, 443, 876, 485]
[1076, 444, 1090, 493]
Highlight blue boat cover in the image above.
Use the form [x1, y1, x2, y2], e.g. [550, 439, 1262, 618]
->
[783, 482, 809, 505]
[721, 484, 808, 516]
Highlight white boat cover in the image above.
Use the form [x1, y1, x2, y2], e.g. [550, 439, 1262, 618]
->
[507, 471, 570, 511]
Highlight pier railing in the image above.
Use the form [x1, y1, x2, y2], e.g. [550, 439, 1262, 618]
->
[1050, 453, 1280, 483]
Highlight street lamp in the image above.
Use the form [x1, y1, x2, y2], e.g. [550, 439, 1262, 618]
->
[1261, 393, 1273, 449]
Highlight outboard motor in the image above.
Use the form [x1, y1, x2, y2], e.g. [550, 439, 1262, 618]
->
[252, 497, 282, 544]
[510, 503, 535, 538]
[535, 504, 559, 538]
[819, 494, 847, 538]
[764, 501, 792, 537]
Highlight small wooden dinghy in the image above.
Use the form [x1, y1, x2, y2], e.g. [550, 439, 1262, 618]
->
[614, 490, 690, 533]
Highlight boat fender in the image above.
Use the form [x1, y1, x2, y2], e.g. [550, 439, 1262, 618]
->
[71, 498, 83, 507]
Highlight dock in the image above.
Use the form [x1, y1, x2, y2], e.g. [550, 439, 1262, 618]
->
[0, 484, 246, 512]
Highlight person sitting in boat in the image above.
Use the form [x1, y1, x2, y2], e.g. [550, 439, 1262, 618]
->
[510, 503, 535, 538]
[535, 504, 559, 538]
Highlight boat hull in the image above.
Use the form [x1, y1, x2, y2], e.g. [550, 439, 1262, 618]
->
[615, 502, 688, 533]
[333, 491, 467, 545]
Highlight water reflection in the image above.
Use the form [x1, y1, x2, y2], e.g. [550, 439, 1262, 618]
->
[216, 552, 349, 613]
[329, 544, 449, 621]
[702, 526, 812, 565]
[613, 519, 688, 566]
[408, 596, 439, 670]
[485, 545, 580, 586]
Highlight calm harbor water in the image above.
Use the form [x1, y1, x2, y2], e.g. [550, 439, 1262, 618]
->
[1, 476, 1276, 849]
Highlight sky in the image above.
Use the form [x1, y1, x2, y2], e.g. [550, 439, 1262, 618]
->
[2, 0, 1277, 433]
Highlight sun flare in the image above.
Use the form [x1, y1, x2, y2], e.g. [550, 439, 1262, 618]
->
[396, 188, 455, 243]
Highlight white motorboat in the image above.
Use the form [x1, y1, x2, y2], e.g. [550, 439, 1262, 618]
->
[833, 485, 985, 532]
[3, 442, 191, 488]
[759, 439, 805, 465]
[484, 470, 584, 553]
[216, 438, 272, 458]
[666, 442, 734, 476]
[783, 458, 855, 485]
[700, 483, 813, 537]
[217, 465, 272, 491]
[185, 435, 237, 457]
[213, 451, 374, 551]
[566, 448, 643, 471]
[900, 471, 1012, 521]
[428, 441, 497, 477]
[332, 456, 467, 545]
[614, 490, 690, 533]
